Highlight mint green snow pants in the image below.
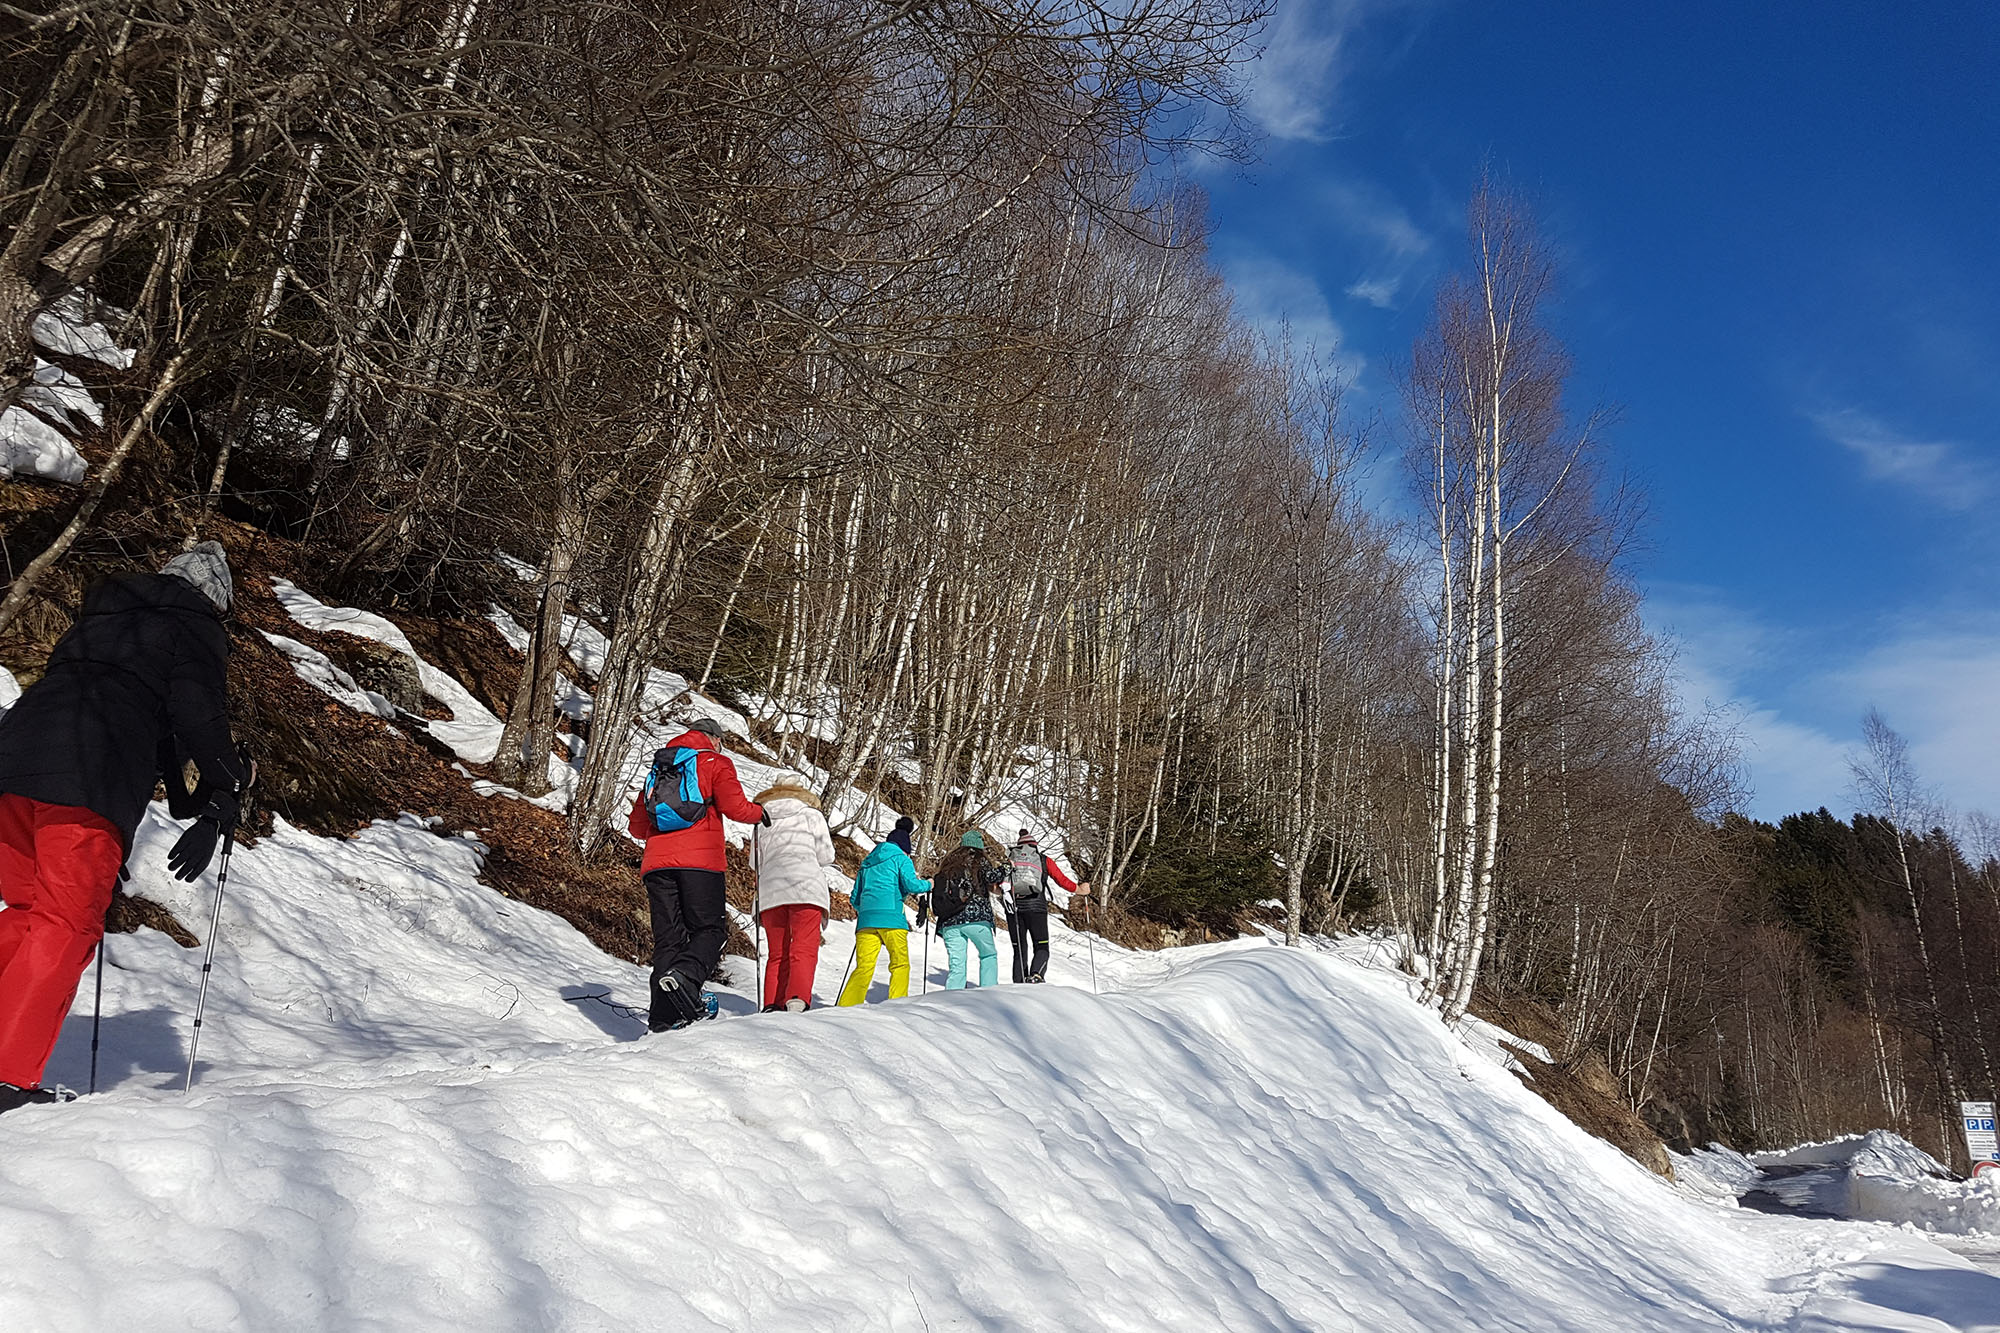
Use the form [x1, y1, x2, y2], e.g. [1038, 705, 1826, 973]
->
[941, 921, 998, 990]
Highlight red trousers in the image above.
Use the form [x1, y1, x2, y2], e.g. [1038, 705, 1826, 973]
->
[0, 793, 122, 1088]
[760, 903, 824, 1010]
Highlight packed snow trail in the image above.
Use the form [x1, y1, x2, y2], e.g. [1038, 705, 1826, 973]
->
[1696, 1136, 2000, 1282]
[5, 813, 1998, 1329]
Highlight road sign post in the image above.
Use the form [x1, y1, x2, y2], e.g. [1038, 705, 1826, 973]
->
[1961, 1101, 1997, 1178]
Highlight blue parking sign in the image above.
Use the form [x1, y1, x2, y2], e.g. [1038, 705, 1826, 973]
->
[1962, 1101, 1998, 1164]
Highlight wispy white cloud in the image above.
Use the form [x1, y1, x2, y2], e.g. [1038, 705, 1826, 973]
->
[1242, 0, 1432, 143]
[1833, 628, 2000, 825]
[1218, 251, 1365, 382]
[1809, 407, 1996, 511]
[1650, 585, 2000, 822]
[1734, 704, 1854, 821]
[1312, 178, 1435, 311]
[1648, 590, 1851, 819]
[1321, 179, 1432, 260]
[1345, 277, 1401, 308]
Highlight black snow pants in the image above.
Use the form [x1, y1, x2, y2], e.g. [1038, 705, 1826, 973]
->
[1009, 902, 1050, 982]
[646, 867, 727, 1026]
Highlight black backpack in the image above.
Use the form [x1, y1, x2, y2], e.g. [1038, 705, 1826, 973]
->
[640, 746, 710, 832]
[931, 854, 981, 921]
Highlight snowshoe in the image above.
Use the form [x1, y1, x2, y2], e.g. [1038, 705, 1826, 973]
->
[673, 992, 721, 1028]
[0, 1082, 73, 1113]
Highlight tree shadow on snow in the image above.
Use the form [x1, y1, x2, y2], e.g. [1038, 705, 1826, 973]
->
[1843, 1259, 2000, 1328]
[558, 984, 648, 1041]
[712, 989, 758, 1018]
[45, 1005, 188, 1093]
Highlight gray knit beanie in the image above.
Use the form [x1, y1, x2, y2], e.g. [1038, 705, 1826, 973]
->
[161, 541, 233, 613]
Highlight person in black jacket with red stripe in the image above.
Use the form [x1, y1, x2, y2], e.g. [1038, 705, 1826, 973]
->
[1005, 829, 1086, 983]
[0, 542, 247, 1110]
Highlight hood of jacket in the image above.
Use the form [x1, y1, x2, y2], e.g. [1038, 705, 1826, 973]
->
[861, 840, 907, 871]
[755, 782, 821, 810]
[160, 540, 233, 613]
[851, 838, 927, 931]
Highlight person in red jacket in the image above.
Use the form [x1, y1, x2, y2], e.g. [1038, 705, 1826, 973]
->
[626, 718, 765, 1030]
[1004, 829, 1087, 984]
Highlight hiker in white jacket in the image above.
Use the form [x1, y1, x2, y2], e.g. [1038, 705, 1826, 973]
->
[751, 778, 838, 1012]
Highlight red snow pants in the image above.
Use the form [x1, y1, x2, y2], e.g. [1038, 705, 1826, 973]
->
[0, 793, 122, 1088]
[760, 903, 824, 1010]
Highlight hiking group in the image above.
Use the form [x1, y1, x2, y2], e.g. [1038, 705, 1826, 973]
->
[630, 730, 1088, 1029]
[0, 544, 1090, 1106]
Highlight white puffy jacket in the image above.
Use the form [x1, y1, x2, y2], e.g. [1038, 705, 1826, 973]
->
[750, 796, 837, 916]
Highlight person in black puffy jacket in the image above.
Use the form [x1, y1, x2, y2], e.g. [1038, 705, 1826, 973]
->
[0, 542, 247, 1110]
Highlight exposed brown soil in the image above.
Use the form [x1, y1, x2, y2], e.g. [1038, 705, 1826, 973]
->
[106, 892, 199, 948]
[1473, 989, 1676, 1180]
[394, 614, 523, 717]
[1068, 897, 1172, 951]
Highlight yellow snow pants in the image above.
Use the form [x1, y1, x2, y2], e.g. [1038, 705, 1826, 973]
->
[838, 927, 911, 1005]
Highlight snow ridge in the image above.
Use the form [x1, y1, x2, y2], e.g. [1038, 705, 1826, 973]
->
[3, 580, 1993, 1330]
[10, 796, 1995, 1328]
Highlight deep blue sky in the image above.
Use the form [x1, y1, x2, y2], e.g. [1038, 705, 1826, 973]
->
[1199, 0, 2000, 822]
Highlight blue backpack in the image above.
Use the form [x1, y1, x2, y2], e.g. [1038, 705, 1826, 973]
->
[641, 746, 710, 833]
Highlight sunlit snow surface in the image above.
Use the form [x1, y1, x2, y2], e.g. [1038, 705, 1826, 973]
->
[5, 576, 1989, 1328]
[0, 806, 1992, 1329]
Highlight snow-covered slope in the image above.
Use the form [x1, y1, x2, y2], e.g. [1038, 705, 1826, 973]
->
[6, 808, 1997, 1329]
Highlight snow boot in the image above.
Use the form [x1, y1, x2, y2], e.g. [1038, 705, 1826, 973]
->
[0, 1082, 72, 1113]
[785, 998, 807, 1013]
[651, 972, 709, 1030]
[650, 972, 719, 1031]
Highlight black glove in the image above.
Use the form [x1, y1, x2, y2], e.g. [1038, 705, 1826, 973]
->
[166, 789, 240, 883]
[915, 897, 930, 928]
[201, 788, 240, 830]
[760, 807, 772, 827]
[167, 819, 221, 882]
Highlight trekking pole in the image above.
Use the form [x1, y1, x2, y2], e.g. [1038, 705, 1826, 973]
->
[922, 921, 932, 996]
[186, 754, 254, 1093]
[1084, 896, 1099, 996]
[89, 939, 106, 1094]
[837, 932, 859, 1000]
[183, 830, 236, 1092]
[754, 896, 764, 1012]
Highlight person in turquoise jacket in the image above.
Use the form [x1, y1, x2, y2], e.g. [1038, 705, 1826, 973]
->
[837, 828, 930, 1005]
